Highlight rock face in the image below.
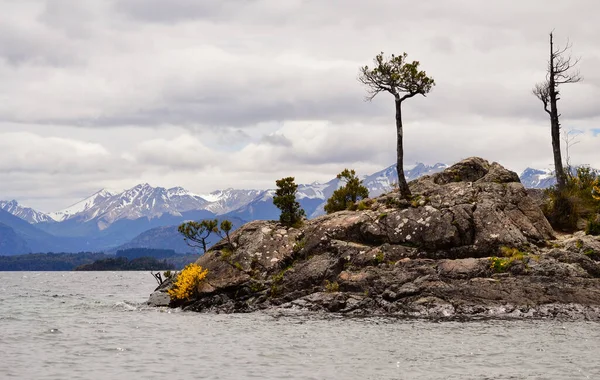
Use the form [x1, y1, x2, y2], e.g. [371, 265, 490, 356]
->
[150, 157, 600, 320]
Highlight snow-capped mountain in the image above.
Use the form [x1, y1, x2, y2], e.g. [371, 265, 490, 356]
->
[48, 189, 115, 222]
[199, 188, 264, 215]
[518, 166, 599, 189]
[362, 162, 449, 197]
[519, 168, 556, 189]
[49, 184, 209, 230]
[0, 200, 54, 224]
[227, 163, 449, 220]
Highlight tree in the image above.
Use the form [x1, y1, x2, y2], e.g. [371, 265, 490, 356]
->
[324, 169, 369, 214]
[359, 52, 435, 199]
[178, 219, 235, 253]
[532, 32, 582, 191]
[219, 220, 233, 250]
[273, 177, 305, 227]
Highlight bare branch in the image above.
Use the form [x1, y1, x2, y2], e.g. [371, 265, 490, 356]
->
[532, 82, 551, 115]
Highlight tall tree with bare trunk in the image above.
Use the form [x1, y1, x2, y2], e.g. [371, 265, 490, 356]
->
[532, 32, 582, 191]
[359, 52, 435, 199]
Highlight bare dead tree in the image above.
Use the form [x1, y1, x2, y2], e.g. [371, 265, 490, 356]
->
[532, 32, 582, 191]
[358, 52, 435, 199]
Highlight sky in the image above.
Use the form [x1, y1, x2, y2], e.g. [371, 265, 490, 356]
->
[1, 0, 599, 213]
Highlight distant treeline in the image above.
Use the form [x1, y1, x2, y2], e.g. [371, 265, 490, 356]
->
[0, 252, 106, 271]
[0, 248, 201, 271]
[115, 248, 178, 260]
[75, 256, 174, 271]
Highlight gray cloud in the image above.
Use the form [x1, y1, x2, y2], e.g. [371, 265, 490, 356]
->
[1, 0, 600, 210]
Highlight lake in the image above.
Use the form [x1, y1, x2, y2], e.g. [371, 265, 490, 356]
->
[1, 271, 599, 379]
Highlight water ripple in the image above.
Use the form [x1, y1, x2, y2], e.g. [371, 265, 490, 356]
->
[1, 271, 600, 379]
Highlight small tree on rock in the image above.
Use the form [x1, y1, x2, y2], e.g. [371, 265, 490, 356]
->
[324, 169, 369, 214]
[273, 177, 305, 227]
[359, 52, 435, 199]
[178, 219, 234, 253]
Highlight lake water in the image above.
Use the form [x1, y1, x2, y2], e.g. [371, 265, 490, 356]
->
[1, 272, 599, 379]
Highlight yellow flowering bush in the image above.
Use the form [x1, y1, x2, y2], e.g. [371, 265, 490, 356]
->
[168, 264, 209, 301]
[592, 184, 600, 201]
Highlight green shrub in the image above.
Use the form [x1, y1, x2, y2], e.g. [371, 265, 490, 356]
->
[586, 217, 600, 236]
[543, 167, 600, 232]
[324, 280, 340, 293]
[489, 247, 529, 273]
[373, 251, 385, 265]
[356, 200, 371, 211]
[325, 169, 369, 214]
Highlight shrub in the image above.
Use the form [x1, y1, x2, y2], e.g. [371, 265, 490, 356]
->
[543, 167, 600, 232]
[168, 263, 208, 301]
[273, 177, 306, 227]
[324, 280, 340, 293]
[489, 247, 528, 273]
[586, 217, 600, 236]
[325, 169, 369, 214]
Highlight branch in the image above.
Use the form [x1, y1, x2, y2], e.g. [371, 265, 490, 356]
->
[358, 68, 395, 101]
[399, 92, 418, 102]
[532, 82, 551, 115]
[550, 35, 583, 85]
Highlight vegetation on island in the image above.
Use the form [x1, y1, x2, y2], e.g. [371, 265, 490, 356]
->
[324, 169, 370, 214]
[167, 263, 209, 302]
[178, 219, 234, 253]
[273, 177, 305, 227]
[543, 166, 600, 234]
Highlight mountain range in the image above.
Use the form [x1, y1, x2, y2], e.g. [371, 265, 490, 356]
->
[0, 162, 572, 256]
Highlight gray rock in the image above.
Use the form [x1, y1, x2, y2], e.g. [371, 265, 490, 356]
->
[147, 291, 170, 307]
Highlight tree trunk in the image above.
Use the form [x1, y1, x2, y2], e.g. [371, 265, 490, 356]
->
[395, 97, 411, 198]
[549, 33, 567, 191]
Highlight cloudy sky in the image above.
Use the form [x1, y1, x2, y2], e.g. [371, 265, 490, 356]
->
[1, 0, 599, 212]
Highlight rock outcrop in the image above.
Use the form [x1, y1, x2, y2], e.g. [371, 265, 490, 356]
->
[149, 157, 600, 320]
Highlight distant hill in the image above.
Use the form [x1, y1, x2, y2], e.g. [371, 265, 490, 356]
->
[0, 223, 31, 255]
[0, 208, 76, 255]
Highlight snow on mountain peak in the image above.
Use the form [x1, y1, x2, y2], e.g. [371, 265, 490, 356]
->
[0, 199, 54, 224]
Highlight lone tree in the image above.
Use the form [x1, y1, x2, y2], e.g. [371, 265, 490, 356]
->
[359, 52, 435, 199]
[273, 177, 305, 227]
[178, 219, 234, 253]
[532, 32, 582, 191]
[324, 169, 369, 214]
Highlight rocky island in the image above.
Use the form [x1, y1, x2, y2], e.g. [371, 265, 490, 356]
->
[149, 157, 600, 320]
